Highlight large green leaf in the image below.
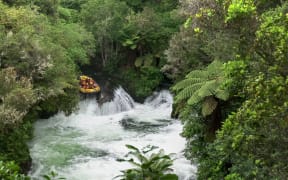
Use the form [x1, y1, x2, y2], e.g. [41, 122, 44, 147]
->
[117, 145, 177, 179]
[172, 78, 204, 91]
[187, 80, 218, 105]
[125, 145, 140, 153]
[175, 83, 203, 102]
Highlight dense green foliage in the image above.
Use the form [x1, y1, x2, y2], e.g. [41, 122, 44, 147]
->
[1, 0, 287, 179]
[0, 0, 93, 173]
[0, 161, 29, 179]
[120, 67, 164, 100]
[80, 0, 181, 99]
[116, 145, 178, 180]
[0, 0, 180, 175]
[169, 0, 288, 179]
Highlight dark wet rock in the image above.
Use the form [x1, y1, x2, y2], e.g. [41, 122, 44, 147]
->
[156, 119, 173, 123]
[84, 148, 108, 158]
[20, 156, 32, 174]
[119, 117, 171, 132]
[97, 80, 114, 104]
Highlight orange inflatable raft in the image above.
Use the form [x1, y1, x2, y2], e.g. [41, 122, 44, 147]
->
[79, 75, 101, 94]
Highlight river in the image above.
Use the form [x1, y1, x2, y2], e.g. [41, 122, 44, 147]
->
[28, 87, 196, 179]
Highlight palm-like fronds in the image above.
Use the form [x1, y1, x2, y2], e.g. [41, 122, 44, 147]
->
[172, 78, 203, 91]
[174, 82, 203, 102]
[187, 79, 219, 105]
[115, 145, 178, 180]
[215, 89, 229, 101]
[173, 60, 229, 116]
[186, 69, 209, 79]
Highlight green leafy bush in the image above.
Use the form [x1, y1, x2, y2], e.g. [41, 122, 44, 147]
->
[0, 1, 91, 172]
[226, 0, 256, 22]
[121, 67, 163, 100]
[194, 3, 288, 179]
[0, 161, 29, 180]
[116, 145, 178, 180]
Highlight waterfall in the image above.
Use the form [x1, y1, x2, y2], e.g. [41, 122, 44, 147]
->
[145, 90, 173, 107]
[78, 87, 135, 116]
[29, 87, 196, 180]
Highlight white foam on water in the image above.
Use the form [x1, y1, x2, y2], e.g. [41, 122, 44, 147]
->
[29, 87, 196, 179]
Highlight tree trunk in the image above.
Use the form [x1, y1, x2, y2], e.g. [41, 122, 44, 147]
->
[206, 102, 222, 141]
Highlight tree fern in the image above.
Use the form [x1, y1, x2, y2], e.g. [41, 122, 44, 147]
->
[202, 96, 218, 117]
[186, 69, 209, 79]
[173, 60, 229, 116]
[215, 89, 229, 101]
[187, 80, 218, 105]
[174, 82, 203, 102]
[172, 78, 203, 91]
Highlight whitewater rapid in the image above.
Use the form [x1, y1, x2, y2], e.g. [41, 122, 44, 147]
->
[29, 87, 197, 179]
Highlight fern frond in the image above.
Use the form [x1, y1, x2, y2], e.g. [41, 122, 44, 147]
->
[198, 80, 218, 96]
[207, 60, 223, 72]
[172, 78, 204, 91]
[187, 92, 203, 105]
[175, 83, 203, 102]
[186, 70, 209, 79]
[215, 89, 229, 100]
[202, 96, 218, 116]
[174, 60, 229, 110]
[187, 80, 217, 105]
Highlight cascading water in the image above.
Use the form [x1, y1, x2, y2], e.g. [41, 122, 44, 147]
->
[79, 87, 135, 116]
[29, 87, 197, 180]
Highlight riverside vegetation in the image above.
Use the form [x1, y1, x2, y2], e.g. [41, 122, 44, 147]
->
[0, 0, 287, 179]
